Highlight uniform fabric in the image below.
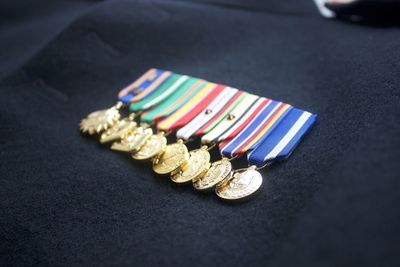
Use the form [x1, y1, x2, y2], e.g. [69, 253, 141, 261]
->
[0, 0, 399, 266]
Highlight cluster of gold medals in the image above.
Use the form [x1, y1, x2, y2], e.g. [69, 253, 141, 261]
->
[80, 102, 262, 201]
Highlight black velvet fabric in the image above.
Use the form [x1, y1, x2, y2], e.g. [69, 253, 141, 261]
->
[1, 1, 399, 266]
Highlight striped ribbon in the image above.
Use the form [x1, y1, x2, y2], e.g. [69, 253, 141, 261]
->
[194, 91, 247, 137]
[219, 100, 293, 157]
[140, 79, 206, 123]
[116, 68, 316, 164]
[118, 68, 168, 103]
[135, 75, 188, 111]
[248, 108, 317, 165]
[157, 83, 224, 132]
[200, 93, 259, 144]
[176, 87, 243, 140]
[127, 70, 172, 103]
[216, 97, 269, 143]
[129, 74, 188, 112]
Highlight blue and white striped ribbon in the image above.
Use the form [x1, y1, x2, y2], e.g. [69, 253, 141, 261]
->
[248, 108, 317, 165]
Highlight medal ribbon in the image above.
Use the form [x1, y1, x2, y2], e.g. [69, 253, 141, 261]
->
[219, 100, 293, 157]
[248, 108, 317, 165]
[192, 91, 248, 138]
[127, 70, 172, 103]
[157, 83, 224, 132]
[140, 79, 205, 123]
[118, 68, 170, 103]
[129, 74, 188, 112]
[200, 93, 259, 144]
[176, 87, 242, 140]
[215, 97, 270, 143]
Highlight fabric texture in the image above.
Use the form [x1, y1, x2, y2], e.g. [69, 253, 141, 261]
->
[0, 0, 399, 266]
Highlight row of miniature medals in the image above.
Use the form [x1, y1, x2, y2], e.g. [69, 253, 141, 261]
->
[80, 102, 263, 201]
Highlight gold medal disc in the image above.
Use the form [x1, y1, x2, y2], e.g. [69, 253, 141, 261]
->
[99, 118, 137, 143]
[193, 157, 232, 191]
[171, 146, 211, 184]
[152, 140, 189, 175]
[80, 106, 121, 135]
[132, 132, 167, 160]
[111, 126, 153, 153]
[215, 166, 262, 200]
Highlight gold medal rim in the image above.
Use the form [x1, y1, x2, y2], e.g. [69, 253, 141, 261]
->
[170, 148, 211, 184]
[193, 158, 232, 191]
[152, 142, 189, 175]
[99, 119, 137, 144]
[132, 133, 167, 160]
[110, 127, 153, 153]
[215, 168, 263, 200]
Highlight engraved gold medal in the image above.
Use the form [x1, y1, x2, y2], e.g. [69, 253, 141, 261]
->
[100, 116, 137, 143]
[152, 139, 189, 175]
[193, 157, 232, 191]
[215, 165, 263, 200]
[132, 132, 167, 160]
[171, 146, 211, 184]
[111, 126, 153, 152]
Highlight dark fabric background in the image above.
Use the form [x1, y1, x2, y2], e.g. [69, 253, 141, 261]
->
[1, 0, 399, 266]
